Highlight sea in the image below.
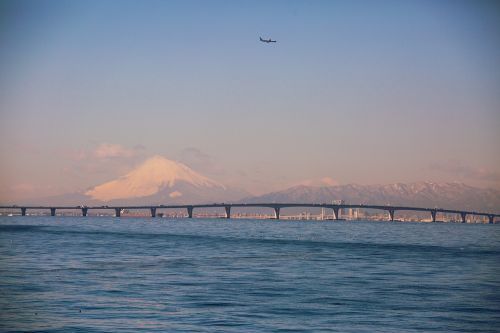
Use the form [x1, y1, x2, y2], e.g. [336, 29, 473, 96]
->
[0, 216, 499, 333]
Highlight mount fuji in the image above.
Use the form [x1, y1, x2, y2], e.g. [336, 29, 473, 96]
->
[35, 156, 248, 205]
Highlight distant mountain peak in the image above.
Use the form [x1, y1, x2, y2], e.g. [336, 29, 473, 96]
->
[85, 155, 225, 201]
[298, 177, 339, 187]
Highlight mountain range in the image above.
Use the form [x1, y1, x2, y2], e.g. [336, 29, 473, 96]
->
[11, 156, 500, 213]
[243, 182, 500, 213]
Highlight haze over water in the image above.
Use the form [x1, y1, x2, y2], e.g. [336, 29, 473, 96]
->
[1, 216, 499, 332]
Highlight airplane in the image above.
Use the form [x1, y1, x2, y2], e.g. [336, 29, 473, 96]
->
[260, 37, 276, 43]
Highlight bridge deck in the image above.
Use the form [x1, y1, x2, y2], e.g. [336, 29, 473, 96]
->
[0, 203, 497, 219]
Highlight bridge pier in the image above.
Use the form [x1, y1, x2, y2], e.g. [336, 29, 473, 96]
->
[332, 207, 339, 220]
[115, 208, 121, 217]
[488, 215, 495, 224]
[460, 212, 467, 223]
[150, 208, 156, 218]
[187, 206, 193, 218]
[50, 208, 56, 217]
[225, 206, 231, 219]
[388, 209, 395, 221]
[274, 207, 280, 219]
[431, 210, 437, 223]
[81, 208, 88, 217]
[21, 207, 26, 216]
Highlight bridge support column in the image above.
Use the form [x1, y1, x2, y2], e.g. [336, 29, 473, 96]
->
[431, 210, 437, 223]
[388, 209, 395, 221]
[225, 206, 231, 219]
[460, 212, 467, 223]
[21, 208, 26, 216]
[115, 208, 121, 217]
[82, 208, 88, 217]
[150, 208, 156, 218]
[332, 207, 339, 220]
[488, 215, 495, 224]
[50, 208, 56, 217]
[187, 206, 193, 218]
[274, 207, 280, 219]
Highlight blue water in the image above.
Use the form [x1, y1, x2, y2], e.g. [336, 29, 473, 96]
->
[0, 217, 499, 332]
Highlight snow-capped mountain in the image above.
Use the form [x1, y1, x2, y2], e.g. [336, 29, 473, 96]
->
[86, 155, 227, 201]
[243, 182, 500, 213]
[82, 155, 248, 205]
[33, 156, 247, 205]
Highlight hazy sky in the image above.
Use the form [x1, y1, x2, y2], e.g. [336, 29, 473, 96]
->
[1, 0, 499, 201]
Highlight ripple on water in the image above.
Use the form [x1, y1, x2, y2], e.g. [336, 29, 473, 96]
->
[0, 217, 499, 333]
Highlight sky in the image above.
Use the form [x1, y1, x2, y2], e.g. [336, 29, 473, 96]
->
[1, 0, 499, 201]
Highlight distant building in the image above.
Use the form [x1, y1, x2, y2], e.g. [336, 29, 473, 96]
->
[332, 200, 345, 217]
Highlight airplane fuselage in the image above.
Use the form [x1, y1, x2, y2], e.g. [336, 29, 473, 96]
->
[260, 37, 276, 43]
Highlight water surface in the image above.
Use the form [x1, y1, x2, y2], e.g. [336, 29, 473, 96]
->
[1, 217, 499, 332]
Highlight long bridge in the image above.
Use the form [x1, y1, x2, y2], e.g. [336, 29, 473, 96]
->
[0, 203, 498, 224]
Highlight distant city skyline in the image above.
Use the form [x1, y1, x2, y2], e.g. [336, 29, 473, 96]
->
[1, 0, 499, 202]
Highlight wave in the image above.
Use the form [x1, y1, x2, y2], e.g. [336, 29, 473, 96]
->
[1, 224, 498, 257]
